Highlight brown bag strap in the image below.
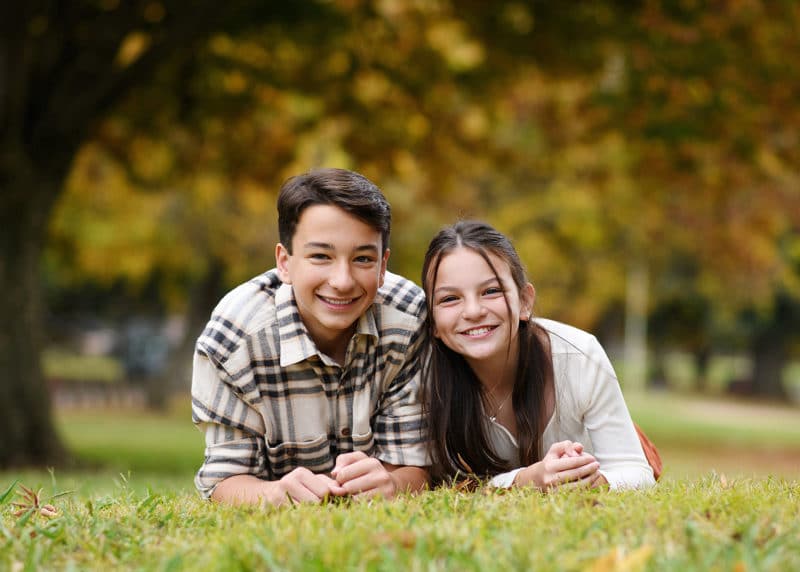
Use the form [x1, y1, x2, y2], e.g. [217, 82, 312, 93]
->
[634, 423, 662, 480]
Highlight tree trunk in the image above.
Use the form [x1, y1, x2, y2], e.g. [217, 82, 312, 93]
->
[624, 259, 648, 392]
[751, 326, 788, 400]
[693, 345, 711, 393]
[0, 154, 67, 467]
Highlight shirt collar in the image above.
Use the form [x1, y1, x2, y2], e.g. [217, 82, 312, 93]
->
[275, 283, 379, 367]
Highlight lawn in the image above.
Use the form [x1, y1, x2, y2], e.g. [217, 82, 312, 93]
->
[1, 392, 798, 570]
[1, 475, 797, 571]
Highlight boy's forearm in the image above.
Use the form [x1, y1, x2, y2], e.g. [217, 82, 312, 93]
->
[210, 474, 276, 506]
[384, 463, 430, 494]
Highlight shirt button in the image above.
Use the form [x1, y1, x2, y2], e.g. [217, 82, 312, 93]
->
[341, 427, 351, 437]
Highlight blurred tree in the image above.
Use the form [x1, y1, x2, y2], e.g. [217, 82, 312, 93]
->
[0, 0, 344, 466]
[46, 1, 502, 409]
[480, 1, 800, 395]
[615, 0, 800, 397]
[5, 0, 799, 469]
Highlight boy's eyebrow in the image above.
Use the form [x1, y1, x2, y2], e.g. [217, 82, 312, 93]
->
[302, 242, 380, 253]
[302, 242, 335, 250]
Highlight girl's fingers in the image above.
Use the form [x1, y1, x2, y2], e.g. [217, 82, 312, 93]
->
[552, 461, 599, 488]
[548, 453, 596, 473]
[557, 472, 598, 490]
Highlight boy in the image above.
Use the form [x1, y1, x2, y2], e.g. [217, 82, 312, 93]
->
[191, 168, 429, 506]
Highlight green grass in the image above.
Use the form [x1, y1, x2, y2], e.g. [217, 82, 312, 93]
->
[1, 475, 798, 571]
[1, 393, 798, 570]
[54, 409, 202, 475]
[626, 392, 800, 480]
[628, 393, 800, 449]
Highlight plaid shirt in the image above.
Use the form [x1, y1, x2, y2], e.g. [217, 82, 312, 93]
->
[191, 269, 428, 498]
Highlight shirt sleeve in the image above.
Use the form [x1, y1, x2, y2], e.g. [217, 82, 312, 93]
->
[191, 352, 269, 499]
[372, 325, 430, 468]
[580, 339, 656, 490]
[489, 468, 524, 488]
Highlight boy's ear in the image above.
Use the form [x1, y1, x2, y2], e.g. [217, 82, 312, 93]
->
[521, 283, 536, 321]
[275, 243, 292, 284]
[379, 249, 390, 286]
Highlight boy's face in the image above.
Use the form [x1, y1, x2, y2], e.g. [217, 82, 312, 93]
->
[276, 204, 389, 356]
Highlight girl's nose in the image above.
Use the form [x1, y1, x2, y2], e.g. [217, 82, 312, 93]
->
[462, 296, 487, 320]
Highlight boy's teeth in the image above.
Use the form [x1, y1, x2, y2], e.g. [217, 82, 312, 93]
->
[323, 297, 353, 305]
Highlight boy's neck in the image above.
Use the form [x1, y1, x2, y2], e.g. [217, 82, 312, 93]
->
[312, 327, 356, 365]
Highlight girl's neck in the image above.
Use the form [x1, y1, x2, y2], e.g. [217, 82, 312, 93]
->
[467, 346, 519, 395]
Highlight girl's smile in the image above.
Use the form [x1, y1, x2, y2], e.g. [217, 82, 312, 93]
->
[431, 247, 534, 377]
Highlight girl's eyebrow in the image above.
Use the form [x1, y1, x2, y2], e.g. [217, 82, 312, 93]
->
[433, 277, 499, 295]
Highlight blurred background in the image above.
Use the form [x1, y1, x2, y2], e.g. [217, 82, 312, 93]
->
[2, 0, 798, 485]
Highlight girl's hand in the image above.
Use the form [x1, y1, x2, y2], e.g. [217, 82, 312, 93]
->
[513, 440, 600, 491]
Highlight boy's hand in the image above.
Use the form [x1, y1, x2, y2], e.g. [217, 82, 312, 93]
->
[331, 451, 398, 499]
[269, 467, 347, 506]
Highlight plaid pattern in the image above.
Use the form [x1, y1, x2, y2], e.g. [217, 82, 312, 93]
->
[191, 269, 428, 498]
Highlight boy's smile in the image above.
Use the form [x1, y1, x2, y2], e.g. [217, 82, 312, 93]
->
[276, 204, 388, 362]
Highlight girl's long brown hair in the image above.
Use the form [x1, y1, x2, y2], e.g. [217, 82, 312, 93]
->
[421, 221, 552, 483]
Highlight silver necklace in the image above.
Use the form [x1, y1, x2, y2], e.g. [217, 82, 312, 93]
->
[488, 389, 512, 423]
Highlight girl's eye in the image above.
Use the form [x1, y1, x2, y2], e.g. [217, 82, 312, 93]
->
[484, 287, 503, 296]
[437, 295, 458, 304]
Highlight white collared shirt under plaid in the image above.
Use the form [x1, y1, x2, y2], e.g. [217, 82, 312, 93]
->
[191, 269, 428, 498]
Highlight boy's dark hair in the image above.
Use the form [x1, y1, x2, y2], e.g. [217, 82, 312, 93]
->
[277, 168, 391, 253]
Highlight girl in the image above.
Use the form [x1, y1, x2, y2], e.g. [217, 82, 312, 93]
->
[421, 221, 656, 490]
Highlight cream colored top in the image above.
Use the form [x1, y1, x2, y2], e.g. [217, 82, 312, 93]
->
[488, 319, 655, 489]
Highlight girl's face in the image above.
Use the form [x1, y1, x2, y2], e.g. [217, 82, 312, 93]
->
[430, 247, 534, 372]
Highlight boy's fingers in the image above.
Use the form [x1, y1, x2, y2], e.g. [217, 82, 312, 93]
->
[334, 456, 378, 485]
[280, 469, 345, 502]
[302, 474, 343, 499]
[281, 479, 322, 503]
[332, 451, 368, 474]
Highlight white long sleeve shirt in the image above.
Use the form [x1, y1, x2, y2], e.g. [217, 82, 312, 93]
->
[489, 319, 656, 489]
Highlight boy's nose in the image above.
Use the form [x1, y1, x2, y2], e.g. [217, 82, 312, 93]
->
[329, 262, 356, 290]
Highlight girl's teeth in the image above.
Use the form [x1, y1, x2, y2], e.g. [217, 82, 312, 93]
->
[323, 297, 353, 305]
[465, 327, 491, 336]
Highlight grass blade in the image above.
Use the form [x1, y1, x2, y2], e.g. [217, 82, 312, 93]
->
[0, 479, 19, 505]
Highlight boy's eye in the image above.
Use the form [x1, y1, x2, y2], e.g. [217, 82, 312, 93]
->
[309, 253, 330, 260]
[354, 255, 376, 264]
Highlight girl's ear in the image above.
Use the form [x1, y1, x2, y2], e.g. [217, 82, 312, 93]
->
[520, 283, 536, 321]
